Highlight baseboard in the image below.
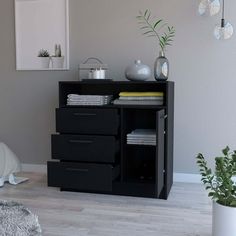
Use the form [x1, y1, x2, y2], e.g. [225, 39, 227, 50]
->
[21, 164, 47, 174]
[21, 164, 201, 183]
[173, 173, 201, 183]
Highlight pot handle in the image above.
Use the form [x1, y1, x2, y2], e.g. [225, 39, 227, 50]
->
[82, 57, 103, 64]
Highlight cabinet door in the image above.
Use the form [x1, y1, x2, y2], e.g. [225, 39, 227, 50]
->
[156, 109, 165, 196]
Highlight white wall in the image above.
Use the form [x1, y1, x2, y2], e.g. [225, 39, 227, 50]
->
[0, 0, 236, 173]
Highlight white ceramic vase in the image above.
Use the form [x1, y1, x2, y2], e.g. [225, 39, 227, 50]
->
[125, 60, 151, 81]
[51, 56, 64, 69]
[212, 201, 236, 236]
[39, 57, 50, 69]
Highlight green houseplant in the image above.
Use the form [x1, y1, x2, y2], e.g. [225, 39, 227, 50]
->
[196, 146, 236, 236]
[196, 146, 236, 207]
[136, 9, 175, 80]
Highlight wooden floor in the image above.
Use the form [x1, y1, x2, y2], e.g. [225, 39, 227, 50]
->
[0, 173, 211, 236]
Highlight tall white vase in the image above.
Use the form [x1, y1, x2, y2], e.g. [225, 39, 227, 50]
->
[213, 201, 236, 236]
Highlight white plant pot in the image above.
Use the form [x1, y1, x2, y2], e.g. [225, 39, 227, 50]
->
[51, 56, 64, 69]
[38, 57, 50, 69]
[213, 201, 236, 236]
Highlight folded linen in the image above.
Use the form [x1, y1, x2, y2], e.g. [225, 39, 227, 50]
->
[113, 99, 163, 105]
[119, 92, 164, 97]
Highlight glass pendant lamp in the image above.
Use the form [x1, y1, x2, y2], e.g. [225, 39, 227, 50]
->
[198, 0, 220, 16]
[213, 0, 233, 40]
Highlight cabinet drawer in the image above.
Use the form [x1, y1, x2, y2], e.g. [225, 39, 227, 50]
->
[56, 108, 119, 135]
[51, 134, 118, 163]
[47, 162, 120, 192]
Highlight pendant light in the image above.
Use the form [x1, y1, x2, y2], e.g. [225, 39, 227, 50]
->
[213, 0, 233, 40]
[198, 0, 220, 16]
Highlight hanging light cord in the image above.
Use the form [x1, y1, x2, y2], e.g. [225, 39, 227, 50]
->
[221, 0, 225, 27]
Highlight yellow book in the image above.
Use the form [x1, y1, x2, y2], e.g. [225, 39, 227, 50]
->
[119, 92, 164, 97]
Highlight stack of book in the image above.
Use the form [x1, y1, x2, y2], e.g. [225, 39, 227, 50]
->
[113, 92, 164, 105]
[67, 94, 112, 106]
[127, 129, 156, 146]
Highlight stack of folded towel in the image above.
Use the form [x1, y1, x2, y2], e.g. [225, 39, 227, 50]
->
[127, 129, 156, 146]
[113, 92, 164, 105]
[67, 94, 113, 106]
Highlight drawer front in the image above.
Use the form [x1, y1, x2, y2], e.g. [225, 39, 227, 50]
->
[47, 162, 119, 192]
[51, 134, 117, 163]
[56, 108, 119, 135]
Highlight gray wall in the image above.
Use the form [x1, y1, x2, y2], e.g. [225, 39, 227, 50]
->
[1, 0, 236, 173]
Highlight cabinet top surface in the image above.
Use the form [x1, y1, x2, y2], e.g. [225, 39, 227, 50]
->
[59, 80, 174, 85]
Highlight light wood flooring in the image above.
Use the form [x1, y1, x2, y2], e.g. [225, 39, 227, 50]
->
[0, 172, 211, 236]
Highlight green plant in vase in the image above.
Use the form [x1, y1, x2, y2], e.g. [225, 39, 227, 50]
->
[136, 9, 175, 80]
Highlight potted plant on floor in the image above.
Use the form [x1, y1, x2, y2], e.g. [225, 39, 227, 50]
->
[51, 44, 64, 69]
[37, 49, 50, 69]
[196, 146, 236, 236]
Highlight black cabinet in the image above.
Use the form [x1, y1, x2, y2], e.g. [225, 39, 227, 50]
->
[48, 81, 174, 199]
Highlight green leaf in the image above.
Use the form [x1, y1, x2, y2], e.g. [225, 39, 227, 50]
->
[222, 146, 230, 156]
[143, 30, 154, 35]
[140, 26, 150, 30]
[153, 19, 163, 29]
[144, 9, 148, 17]
[208, 192, 215, 197]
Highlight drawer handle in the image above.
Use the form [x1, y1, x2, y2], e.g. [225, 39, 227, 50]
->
[69, 140, 93, 144]
[66, 168, 89, 172]
[73, 113, 97, 117]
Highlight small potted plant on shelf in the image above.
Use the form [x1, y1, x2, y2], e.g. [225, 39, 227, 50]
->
[37, 49, 50, 69]
[196, 146, 236, 236]
[51, 44, 64, 69]
[136, 9, 175, 81]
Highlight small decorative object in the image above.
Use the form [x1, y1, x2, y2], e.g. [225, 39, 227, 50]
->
[51, 44, 65, 68]
[136, 10, 175, 81]
[154, 51, 169, 81]
[214, 0, 233, 40]
[125, 60, 151, 81]
[78, 57, 108, 80]
[196, 146, 236, 236]
[198, 0, 221, 16]
[0, 201, 41, 235]
[37, 49, 50, 69]
[0, 142, 28, 187]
